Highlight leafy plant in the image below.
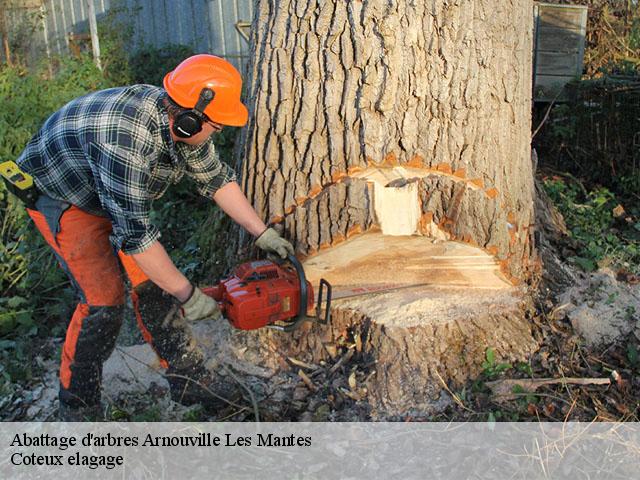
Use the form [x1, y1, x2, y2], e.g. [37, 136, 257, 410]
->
[543, 178, 640, 274]
[0, 55, 114, 341]
[129, 44, 195, 86]
[481, 348, 512, 379]
[515, 361, 533, 377]
[130, 406, 162, 422]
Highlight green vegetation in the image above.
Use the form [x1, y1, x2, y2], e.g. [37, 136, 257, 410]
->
[0, 57, 114, 399]
[543, 177, 640, 273]
[0, 14, 236, 403]
[534, 2, 639, 275]
[480, 348, 512, 379]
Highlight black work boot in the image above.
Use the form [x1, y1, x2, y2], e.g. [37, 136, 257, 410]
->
[134, 281, 244, 411]
[57, 305, 123, 422]
[165, 363, 243, 411]
[58, 381, 104, 422]
[133, 281, 203, 369]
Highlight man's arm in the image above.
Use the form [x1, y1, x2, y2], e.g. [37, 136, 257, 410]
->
[131, 181, 268, 301]
[212, 181, 267, 236]
[213, 181, 295, 258]
[131, 241, 193, 302]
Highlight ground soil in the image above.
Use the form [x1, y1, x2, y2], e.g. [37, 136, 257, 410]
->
[2, 265, 637, 422]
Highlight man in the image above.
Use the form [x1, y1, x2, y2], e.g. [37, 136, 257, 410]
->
[10, 54, 293, 420]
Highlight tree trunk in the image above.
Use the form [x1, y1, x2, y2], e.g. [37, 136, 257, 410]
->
[227, 0, 540, 417]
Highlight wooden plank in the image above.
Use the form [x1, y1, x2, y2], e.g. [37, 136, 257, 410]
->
[533, 4, 588, 102]
[536, 51, 581, 76]
[536, 27, 583, 53]
[537, 5, 588, 30]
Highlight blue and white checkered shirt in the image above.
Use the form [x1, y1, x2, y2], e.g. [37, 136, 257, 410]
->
[16, 85, 237, 254]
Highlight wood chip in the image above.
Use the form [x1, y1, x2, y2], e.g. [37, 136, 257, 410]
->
[339, 387, 362, 401]
[288, 357, 319, 370]
[612, 204, 625, 218]
[298, 369, 316, 391]
[323, 342, 338, 358]
[329, 348, 354, 375]
[348, 371, 357, 390]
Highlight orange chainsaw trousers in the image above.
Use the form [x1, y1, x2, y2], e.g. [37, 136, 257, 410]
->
[25, 195, 199, 409]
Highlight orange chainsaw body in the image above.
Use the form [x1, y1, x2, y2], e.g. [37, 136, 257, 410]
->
[201, 260, 315, 330]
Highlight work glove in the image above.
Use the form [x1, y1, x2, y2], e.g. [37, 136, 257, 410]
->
[181, 286, 223, 322]
[255, 227, 295, 259]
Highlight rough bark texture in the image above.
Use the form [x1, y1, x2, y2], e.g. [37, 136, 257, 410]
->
[237, 0, 537, 282]
[228, 0, 539, 417]
[228, 287, 537, 417]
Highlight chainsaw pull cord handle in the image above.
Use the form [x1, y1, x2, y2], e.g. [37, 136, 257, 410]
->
[268, 254, 332, 332]
[272, 254, 309, 332]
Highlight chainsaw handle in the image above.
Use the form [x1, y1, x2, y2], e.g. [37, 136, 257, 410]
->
[269, 254, 332, 332]
[277, 254, 309, 332]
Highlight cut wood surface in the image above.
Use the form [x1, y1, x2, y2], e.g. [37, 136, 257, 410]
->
[303, 232, 513, 297]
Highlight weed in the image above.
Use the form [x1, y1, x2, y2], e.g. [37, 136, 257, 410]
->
[515, 361, 533, 377]
[543, 178, 640, 274]
[182, 406, 204, 422]
[481, 348, 512, 379]
[130, 406, 162, 422]
[1, 33, 233, 414]
[108, 406, 129, 421]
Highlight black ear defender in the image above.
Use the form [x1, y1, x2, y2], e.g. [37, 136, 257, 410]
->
[172, 88, 216, 138]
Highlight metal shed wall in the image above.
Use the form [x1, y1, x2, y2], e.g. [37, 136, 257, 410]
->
[3, 0, 254, 74]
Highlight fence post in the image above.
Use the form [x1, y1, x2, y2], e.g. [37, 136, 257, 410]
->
[0, 1, 12, 65]
[85, 0, 101, 70]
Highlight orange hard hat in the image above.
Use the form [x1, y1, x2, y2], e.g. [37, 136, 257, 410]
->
[163, 54, 249, 127]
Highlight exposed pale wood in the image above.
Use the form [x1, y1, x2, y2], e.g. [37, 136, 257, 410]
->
[303, 232, 512, 297]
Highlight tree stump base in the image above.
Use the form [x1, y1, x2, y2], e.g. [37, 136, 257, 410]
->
[230, 233, 539, 417]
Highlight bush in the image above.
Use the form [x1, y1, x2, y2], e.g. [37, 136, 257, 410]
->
[534, 77, 640, 204]
[543, 177, 640, 273]
[0, 56, 116, 340]
[129, 44, 195, 86]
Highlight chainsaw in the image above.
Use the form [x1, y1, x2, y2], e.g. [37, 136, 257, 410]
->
[201, 255, 332, 332]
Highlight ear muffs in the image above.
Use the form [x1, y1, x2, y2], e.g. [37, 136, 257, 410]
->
[172, 88, 215, 138]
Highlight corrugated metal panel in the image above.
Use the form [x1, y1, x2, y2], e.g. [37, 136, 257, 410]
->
[2, 0, 252, 71]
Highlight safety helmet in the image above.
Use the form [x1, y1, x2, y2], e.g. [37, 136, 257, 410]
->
[163, 54, 249, 127]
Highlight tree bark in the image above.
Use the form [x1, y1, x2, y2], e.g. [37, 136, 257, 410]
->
[225, 0, 540, 417]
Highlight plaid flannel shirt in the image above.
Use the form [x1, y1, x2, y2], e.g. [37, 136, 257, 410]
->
[16, 85, 237, 254]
